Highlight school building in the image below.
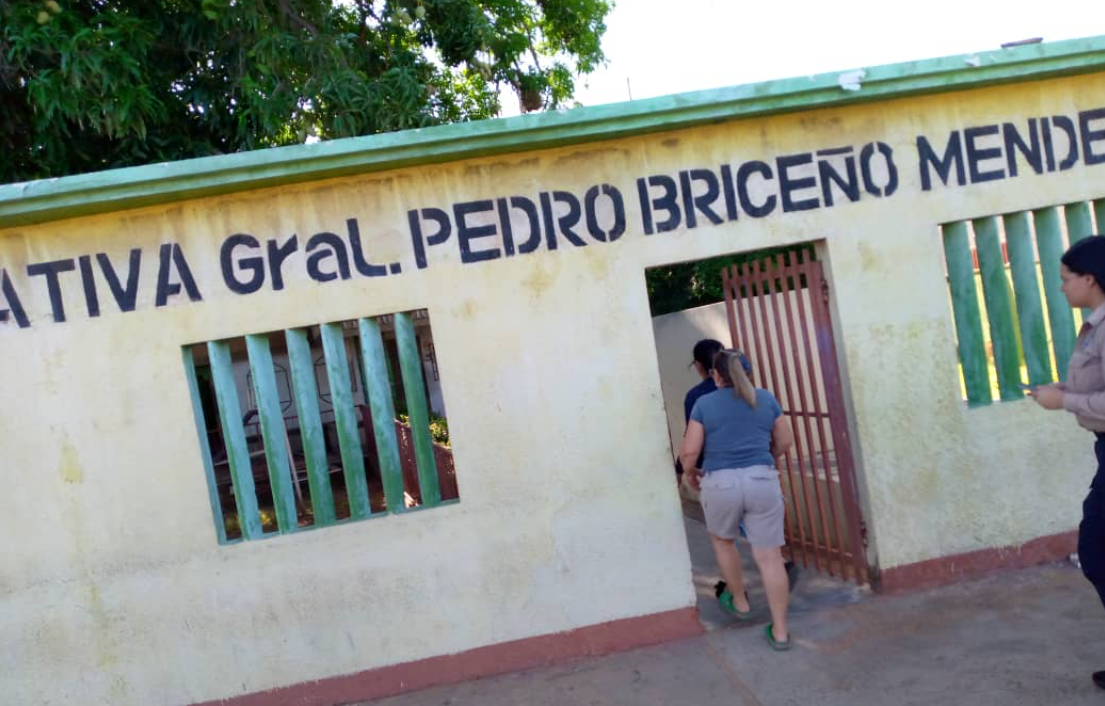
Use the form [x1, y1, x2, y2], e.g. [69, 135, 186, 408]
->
[3, 34, 1105, 706]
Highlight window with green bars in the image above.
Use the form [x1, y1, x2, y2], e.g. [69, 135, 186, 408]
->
[942, 198, 1105, 407]
[182, 310, 458, 543]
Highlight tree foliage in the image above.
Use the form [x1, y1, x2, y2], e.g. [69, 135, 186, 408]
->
[646, 244, 817, 317]
[0, 0, 610, 182]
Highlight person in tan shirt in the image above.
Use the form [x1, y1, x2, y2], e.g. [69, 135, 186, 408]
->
[1030, 235, 1105, 692]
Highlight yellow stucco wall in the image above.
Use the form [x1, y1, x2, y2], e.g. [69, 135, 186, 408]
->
[3, 72, 1104, 704]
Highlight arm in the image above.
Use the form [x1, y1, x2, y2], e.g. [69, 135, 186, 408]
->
[770, 416, 794, 460]
[680, 420, 705, 489]
[1059, 350, 1105, 420]
[1034, 353, 1103, 414]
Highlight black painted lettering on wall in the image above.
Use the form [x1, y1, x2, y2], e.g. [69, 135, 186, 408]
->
[510, 197, 542, 254]
[455, 200, 501, 264]
[584, 184, 627, 242]
[550, 191, 588, 247]
[346, 218, 388, 277]
[539, 192, 560, 250]
[221, 234, 265, 294]
[861, 142, 899, 197]
[78, 255, 100, 318]
[918, 132, 965, 190]
[1080, 108, 1105, 166]
[637, 175, 681, 234]
[0, 268, 30, 328]
[267, 235, 299, 290]
[1052, 115, 1079, 170]
[9, 104, 1105, 333]
[495, 198, 517, 256]
[408, 208, 452, 270]
[98, 249, 141, 312]
[736, 161, 776, 218]
[719, 164, 739, 221]
[305, 232, 351, 282]
[816, 147, 860, 207]
[964, 126, 1005, 183]
[1003, 120, 1043, 177]
[776, 153, 819, 212]
[679, 169, 724, 227]
[156, 243, 202, 307]
[27, 258, 75, 322]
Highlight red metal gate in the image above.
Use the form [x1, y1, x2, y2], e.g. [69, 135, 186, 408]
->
[721, 250, 869, 584]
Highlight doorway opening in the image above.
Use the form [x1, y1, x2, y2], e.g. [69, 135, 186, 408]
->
[646, 243, 870, 629]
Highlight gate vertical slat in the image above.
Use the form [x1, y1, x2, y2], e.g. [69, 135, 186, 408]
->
[804, 259, 853, 578]
[775, 254, 836, 574]
[721, 249, 868, 584]
[761, 257, 827, 573]
[722, 267, 740, 348]
[806, 258, 868, 582]
[752, 259, 818, 570]
[728, 263, 807, 559]
[731, 266, 755, 371]
[795, 254, 848, 578]
[800, 255, 848, 578]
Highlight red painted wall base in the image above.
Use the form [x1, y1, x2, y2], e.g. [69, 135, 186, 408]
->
[192, 606, 703, 706]
[878, 530, 1078, 594]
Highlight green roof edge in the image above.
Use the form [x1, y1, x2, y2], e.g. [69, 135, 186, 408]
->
[3, 34, 1105, 228]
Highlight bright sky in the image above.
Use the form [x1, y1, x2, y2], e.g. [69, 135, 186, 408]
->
[511, 0, 1101, 113]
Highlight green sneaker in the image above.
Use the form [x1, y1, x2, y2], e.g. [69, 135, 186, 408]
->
[764, 623, 792, 651]
[718, 589, 752, 619]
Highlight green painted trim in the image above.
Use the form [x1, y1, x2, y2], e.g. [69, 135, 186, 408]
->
[1093, 198, 1105, 232]
[358, 317, 406, 514]
[973, 217, 1022, 401]
[181, 347, 229, 545]
[1034, 207, 1077, 380]
[207, 340, 263, 539]
[942, 222, 990, 405]
[285, 328, 337, 526]
[395, 312, 440, 507]
[246, 334, 298, 534]
[320, 322, 371, 520]
[1003, 212, 1052, 385]
[5, 36, 1105, 227]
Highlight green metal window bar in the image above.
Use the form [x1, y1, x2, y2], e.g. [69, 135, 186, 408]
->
[942, 198, 1105, 406]
[182, 310, 458, 543]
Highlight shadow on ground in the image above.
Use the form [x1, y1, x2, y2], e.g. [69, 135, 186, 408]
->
[682, 498, 870, 631]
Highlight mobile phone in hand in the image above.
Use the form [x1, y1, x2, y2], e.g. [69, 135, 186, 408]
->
[1019, 382, 1036, 392]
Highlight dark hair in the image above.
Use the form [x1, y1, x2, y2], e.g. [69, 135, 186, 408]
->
[712, 349, 757, 407]
[692, 339, 724, 371]
[1061, 235, 1105, 287]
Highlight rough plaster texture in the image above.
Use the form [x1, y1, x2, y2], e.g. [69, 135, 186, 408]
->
[2, 74, 1105, 704]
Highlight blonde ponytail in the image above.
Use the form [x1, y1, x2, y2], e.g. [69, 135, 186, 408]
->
[728, 354, 758, 408]
[712, 349, 758, 408]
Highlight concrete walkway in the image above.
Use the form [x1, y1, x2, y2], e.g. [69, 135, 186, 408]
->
[364, 514, 1104, 706]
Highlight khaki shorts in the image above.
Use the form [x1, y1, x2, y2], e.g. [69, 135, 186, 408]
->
[700, 465, 785, 548]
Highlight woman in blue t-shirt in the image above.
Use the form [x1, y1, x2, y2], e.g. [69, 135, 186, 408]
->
[680, 349, 795, 650]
